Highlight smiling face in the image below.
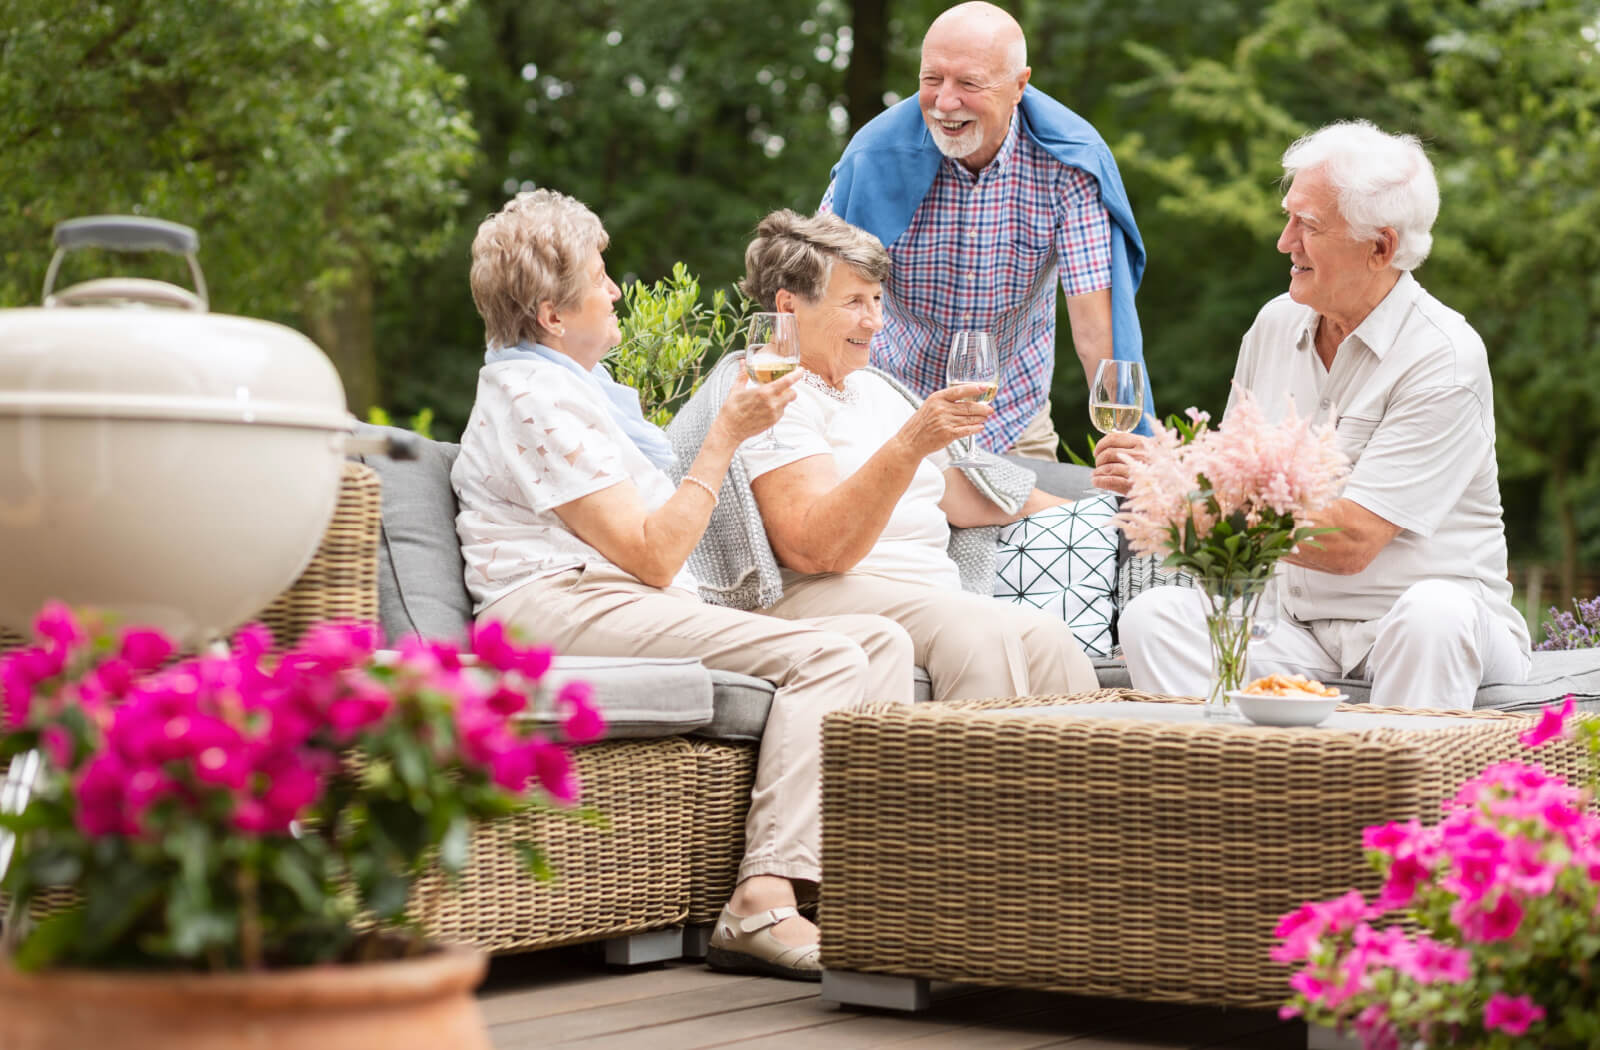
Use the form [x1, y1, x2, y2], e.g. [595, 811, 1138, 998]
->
[1276, 166, 1394, 327]
[778, 264, 884, 385]
[550, 248, 622, 366]
[918, 18, 1028, 172]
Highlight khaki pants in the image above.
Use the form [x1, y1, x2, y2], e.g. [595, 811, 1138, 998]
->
[1008, 400, 1062, 461]
[766, 571, 1098, 703]
[481, 564, 915, 884]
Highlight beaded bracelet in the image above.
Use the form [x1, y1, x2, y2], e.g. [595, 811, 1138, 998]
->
[681, 474, 719, 505]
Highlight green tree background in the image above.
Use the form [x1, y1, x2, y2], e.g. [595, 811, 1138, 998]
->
[2, 0, 1597, 606]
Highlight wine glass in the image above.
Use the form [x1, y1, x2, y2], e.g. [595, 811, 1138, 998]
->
[1089, 359, 1145, 437]
[743, 312, 800, 450]
[945, 330, 998, 467]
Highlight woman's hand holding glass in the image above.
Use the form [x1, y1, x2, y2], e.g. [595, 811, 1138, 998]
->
[895, 384, 992, 461]
[945, 330, 998, 467]
[715, 364, 801, 447]
[743, 312, 802, 450]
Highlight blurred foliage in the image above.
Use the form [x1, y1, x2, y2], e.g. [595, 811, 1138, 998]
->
[0, 0, 475, 342]
[365, 405, 436, 440]
[608, 264, 751, 426]
[3, 0, 1596, 586]
[1111, 0, 1600, 599]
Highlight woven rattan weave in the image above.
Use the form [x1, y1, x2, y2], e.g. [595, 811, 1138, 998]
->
[819, 689, 1592, 1009]
[684, 740, 758, 926]
[408, 738, 693, 952]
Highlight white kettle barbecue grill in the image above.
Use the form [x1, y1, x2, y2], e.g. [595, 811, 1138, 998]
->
[0, 216, 406, 645]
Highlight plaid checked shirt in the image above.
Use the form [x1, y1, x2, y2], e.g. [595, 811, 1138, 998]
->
[821, 113, 1113, 453]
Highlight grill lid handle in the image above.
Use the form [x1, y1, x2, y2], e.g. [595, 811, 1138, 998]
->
[42, 215, 208, 310]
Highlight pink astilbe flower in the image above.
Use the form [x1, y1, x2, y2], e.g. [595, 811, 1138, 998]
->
[1111, 387, 1349, 576]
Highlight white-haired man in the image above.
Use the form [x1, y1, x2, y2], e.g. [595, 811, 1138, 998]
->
[821, 1, 1152, 460]
[1094, 120, 1529, 710]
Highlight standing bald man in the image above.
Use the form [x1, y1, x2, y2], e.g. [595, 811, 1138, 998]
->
[821, 1, 1152, 459]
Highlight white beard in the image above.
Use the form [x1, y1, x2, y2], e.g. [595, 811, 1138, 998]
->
[925, 109, 984, 160]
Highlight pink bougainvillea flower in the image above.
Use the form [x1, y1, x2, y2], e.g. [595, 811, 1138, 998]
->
[1483, 992, 1545, 1036]
[118, 628, 175, 672]
[469, 620, 520, 672]
[557, 680, 605, 744]
[484, 685, 529, 718]
[1520, 695, 1576, 749]
[33, 601, 86, 653]
[518, 644, 555, 681]
[530, 737, 578, 804]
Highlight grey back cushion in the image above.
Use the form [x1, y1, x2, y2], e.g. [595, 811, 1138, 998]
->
[1001, 455, 1095, 501]
[351, 422, 474, 644]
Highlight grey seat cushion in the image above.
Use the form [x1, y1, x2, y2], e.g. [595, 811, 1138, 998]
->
[1327, 647, 1600, 715]
[527, 655, 714, 738]
[1095, 648, 1600, 716]
[698, 666, 936, 742]
[351, 422, 474, 643]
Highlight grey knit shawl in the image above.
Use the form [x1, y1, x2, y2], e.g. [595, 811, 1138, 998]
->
[665, 352, 1036, 610]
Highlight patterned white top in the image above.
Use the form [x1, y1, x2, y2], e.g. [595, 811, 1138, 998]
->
[739, 371, 962, 591]
[452, 359, 698, 613]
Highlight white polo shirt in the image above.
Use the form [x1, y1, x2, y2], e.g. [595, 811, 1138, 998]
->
[1228, 272, 1529, 673]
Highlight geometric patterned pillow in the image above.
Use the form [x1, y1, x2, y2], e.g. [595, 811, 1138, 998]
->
[992, 492, 1121, 657]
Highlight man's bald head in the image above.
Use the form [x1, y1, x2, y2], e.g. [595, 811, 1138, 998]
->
[923, 2, 1027, 78]
[918, 2, 1030, 171]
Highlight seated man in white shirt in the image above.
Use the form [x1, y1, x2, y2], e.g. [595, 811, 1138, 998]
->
[1092, 120, 1530, 710]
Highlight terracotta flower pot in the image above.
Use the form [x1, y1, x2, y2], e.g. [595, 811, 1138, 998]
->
[0, 943, 491, 1050]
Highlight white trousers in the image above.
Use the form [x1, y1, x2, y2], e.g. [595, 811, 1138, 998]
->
[1120, 579, 1530, 711]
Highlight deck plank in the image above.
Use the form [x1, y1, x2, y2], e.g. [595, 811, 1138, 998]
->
[480, 954, 1302, 1050]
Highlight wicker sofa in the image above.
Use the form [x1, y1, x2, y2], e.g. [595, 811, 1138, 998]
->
[344, 424, 1112, 961]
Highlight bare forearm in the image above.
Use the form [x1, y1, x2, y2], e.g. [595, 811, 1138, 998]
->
[632, 424, 740, 584]
[1282, 499, 1399, 575]
[1065, 289, 1114, 387]
[784, 440, 924, 573]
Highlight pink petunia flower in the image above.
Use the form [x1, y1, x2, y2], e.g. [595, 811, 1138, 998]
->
[1520, 694, 1575, 749]
[1483, 992, 1545, 1036]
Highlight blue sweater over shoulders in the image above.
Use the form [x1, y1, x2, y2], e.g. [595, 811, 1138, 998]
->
[828, 86, 1154, 432]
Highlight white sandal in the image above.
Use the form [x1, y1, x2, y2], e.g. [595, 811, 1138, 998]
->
[706, 905, 822, 982]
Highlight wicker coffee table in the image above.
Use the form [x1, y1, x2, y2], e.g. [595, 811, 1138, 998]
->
[818, 689, 1587, 1013]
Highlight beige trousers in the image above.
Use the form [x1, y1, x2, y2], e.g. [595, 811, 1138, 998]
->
[1007, 399, 1062, 461]
[766, 571, 1098, 703]
[479, 564, 914, 884]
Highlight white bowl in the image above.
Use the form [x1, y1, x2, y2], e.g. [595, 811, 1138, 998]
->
[1226, 690, 1346, 728]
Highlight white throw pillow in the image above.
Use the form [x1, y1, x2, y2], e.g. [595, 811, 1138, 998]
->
[993, 492, 1120, 657]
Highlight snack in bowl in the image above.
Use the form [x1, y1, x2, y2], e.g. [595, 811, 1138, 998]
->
[1241, 673, 1341, 699]
[1228, 676, 1346, 727]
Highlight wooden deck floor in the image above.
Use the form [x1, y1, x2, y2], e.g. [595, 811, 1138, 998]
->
[477, 949, 1308, 1050]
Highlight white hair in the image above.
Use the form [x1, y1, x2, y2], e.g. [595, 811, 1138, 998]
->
[1281, 120, 1439, 271]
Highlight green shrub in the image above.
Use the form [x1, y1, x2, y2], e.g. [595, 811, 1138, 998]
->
[609, 263, 750, 426]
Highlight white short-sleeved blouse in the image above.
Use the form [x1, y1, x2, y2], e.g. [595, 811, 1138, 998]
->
[739, 371, 962, 590]
[451, 359, 697, 613]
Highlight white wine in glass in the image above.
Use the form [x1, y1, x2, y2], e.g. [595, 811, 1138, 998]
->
[744, 311, 800, 450]
[1089, 359, 1144, 436]
[946, 330, 998, 467]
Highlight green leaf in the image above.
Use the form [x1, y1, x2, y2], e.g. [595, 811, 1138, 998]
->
[12, 907, 87, 972]
[439, 815, 470, 875]
[513, 841, 554, 882]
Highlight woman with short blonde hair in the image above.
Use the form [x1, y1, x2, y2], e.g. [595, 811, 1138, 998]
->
[452, 191, 916, 982]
